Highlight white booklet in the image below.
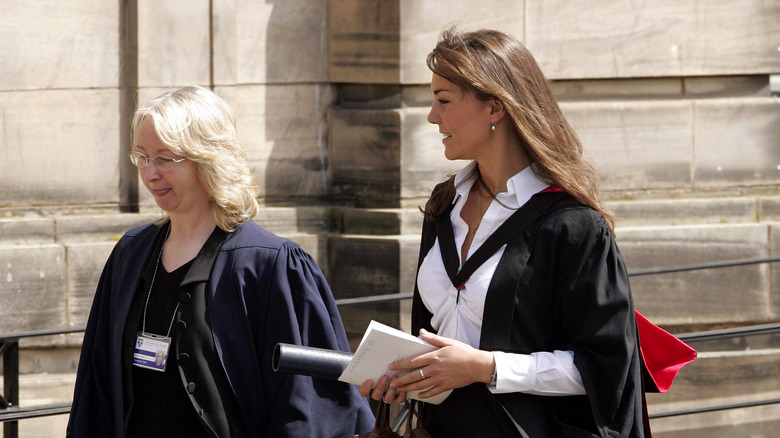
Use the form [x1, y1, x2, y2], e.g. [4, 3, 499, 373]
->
[338, 320, 452, 405]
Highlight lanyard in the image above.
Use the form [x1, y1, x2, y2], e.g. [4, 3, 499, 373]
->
[141, 227, 178, 338]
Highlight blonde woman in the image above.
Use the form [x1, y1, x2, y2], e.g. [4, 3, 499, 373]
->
[68, 86, 373, 437]
[361, 29, 646, 437]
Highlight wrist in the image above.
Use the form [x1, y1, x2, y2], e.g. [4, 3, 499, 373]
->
[487, 352, 497, 386]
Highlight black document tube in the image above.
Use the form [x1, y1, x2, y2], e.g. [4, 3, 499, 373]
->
[273, 343, 354, 380]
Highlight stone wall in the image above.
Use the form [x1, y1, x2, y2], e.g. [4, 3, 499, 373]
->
[1, 0, 780, 434]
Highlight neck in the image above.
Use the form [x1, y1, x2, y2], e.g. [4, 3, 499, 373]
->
[475, 157, 530, 196]
[161, 213, 217, 271]
[169, 218, 216, 242]
[167, 206, 217, 244]
[475, 130, 530, 194]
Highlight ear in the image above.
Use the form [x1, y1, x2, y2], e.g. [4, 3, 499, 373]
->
[488, 99, 506, 123]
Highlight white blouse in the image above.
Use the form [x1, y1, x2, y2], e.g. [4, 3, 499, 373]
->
[417, 162, 586, 395]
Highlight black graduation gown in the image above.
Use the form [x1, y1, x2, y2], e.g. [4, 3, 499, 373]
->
[67, 220, 374, 437]
[412, 188, 645, 437]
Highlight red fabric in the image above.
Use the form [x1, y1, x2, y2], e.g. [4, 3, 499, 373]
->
[635, 310, 697, 393]
[538, 185, 564, 193]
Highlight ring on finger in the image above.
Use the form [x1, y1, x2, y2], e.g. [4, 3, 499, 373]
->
[419, 368, 426, 380]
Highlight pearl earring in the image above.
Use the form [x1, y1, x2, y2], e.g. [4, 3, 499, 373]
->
[490, 121, 496, 131]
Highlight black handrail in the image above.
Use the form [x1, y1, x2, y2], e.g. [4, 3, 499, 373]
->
[628, 256, 780, 276]
[1, 328, 88, 436]
[0, 403, 72, 421]
[3, 256, 780, 434]
[333, 256, 780, 307]
[0, 328, 87, 343]
[678, 322, 780, 343]
[335, 292, 413, 306]
[648, 397, 780, 419]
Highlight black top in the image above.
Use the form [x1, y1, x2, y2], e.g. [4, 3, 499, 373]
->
[122, 231, 209, 437]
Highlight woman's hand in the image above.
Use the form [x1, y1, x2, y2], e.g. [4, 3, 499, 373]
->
[387, 329, 495, 399]
[358, 375, 407, 404]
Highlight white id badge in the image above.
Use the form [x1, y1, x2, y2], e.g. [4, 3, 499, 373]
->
[133, 332, 171, 372]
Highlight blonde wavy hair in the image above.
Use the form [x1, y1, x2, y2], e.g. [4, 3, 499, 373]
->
[424, 28, 615, 233]
[131, 85, 259, 232]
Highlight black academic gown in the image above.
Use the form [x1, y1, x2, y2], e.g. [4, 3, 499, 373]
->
[67, 220, 374, 438]
[412, 187, 645, 437]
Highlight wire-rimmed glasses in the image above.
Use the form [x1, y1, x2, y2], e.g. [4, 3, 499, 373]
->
[128, 151, 186, 171]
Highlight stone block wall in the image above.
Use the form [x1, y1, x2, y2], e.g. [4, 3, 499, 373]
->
[324, 0, 780, 328]
[526, 1, 780, 79]
[1, 1, 780, 433]
[0, 0, 776, 337]
[0, 214, 159, 349]
[0, 0, 338, 343]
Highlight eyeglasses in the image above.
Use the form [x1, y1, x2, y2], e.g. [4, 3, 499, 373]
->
[129, 151, 186, 171]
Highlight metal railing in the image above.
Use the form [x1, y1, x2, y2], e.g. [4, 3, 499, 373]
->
[0, 328, 84, 437]
[335, 256, 780, 422]
[2, 256, 780, 435]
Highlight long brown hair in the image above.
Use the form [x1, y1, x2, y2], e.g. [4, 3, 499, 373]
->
[422, 28, 615, 233]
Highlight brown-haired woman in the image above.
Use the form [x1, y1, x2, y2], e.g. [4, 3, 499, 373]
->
[359, 28, 646, 437]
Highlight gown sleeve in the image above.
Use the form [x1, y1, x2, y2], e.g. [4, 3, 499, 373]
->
[67, 229, 150, 438]
[244, 241, 374, 437]
[66, 249, 116, 437]
[549, 208, 644, 436]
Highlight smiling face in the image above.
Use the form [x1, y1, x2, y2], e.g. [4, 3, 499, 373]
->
[427, 73, 494, 161]
[134, 117, 211, 218]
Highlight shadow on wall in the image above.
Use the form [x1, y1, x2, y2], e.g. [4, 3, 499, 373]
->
[264, 1, 330, 205]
